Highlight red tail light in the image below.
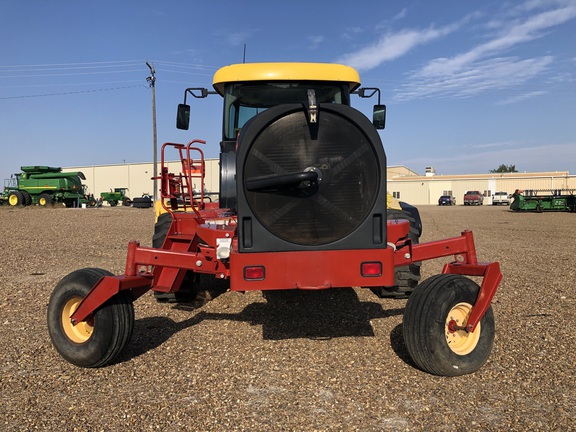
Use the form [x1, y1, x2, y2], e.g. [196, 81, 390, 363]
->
[361, 262, 382, 277]
[244, 266, 265, 281]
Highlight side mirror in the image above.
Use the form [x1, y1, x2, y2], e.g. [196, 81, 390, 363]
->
[373, 104, 386, 130]
[176, 104, 191, 130]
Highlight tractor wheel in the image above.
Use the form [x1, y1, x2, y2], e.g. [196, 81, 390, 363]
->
[122, 197, 132, 206]
[372, 207, 422, 299]
[47, 268, 134, 368]
[403, 274, 495, 376]
[21, 191, 32, 206]
[38, 193, 53, 206]
[8, 191, 24, 206]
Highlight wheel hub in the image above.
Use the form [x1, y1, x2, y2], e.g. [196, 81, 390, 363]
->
[61, 297, 93, 343]
[445, 302, 481, 355]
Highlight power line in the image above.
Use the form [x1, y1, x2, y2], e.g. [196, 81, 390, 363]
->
[0, 84, 146, 100]
[0, 69, 145, 79]
[0, 59, 145, 69]
[0, 79, 144, 89]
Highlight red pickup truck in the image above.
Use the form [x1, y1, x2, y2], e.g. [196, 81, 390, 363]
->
[464, 191, 484, 205]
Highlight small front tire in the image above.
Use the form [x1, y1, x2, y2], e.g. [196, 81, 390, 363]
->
[403, 274, 495, 376]
[47, 268, 134, 368]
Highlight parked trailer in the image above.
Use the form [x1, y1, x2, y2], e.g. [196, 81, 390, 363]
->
[47, 63, 502, 376]
[3, 166, 95, 207]
[510, 189, 576, 212]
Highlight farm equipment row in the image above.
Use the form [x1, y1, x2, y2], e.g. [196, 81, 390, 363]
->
[47, 62, 502, 376]
[1, 166, 154, 208]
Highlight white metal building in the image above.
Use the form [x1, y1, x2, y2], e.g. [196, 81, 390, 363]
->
[387, 167, 576, 205]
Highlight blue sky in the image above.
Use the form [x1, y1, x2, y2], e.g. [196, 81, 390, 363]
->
[1, 0, 575, 182]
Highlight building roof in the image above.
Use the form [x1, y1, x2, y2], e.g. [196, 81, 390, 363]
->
[389, 171, 571, 181]
[386, 165, 420, 177]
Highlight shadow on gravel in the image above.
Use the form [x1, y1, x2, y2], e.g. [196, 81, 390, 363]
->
[122, 288, 406, 364]
[389, 324, 416, 368]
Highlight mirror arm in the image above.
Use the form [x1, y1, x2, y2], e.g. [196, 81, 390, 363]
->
[182, 88, 219, 104]
[353, 87, 381, 105]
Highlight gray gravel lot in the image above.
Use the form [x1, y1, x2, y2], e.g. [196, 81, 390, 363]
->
[0, 204, 574, 431]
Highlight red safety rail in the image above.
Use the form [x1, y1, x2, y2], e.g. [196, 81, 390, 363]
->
[159, 140, 207, 218]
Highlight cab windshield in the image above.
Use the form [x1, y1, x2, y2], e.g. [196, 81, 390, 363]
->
[223, 81, 350, 139]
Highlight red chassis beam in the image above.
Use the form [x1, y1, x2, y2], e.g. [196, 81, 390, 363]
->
[71, 226, 501, 334]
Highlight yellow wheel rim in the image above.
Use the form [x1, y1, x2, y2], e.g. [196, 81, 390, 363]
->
[8, 195, 19, 206]
[61, 297, 93, 343]
[445, 302, 481, 355]
[39, 198, 46, 206]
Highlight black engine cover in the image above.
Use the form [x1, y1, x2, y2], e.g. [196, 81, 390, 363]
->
[236, 103, 387, 252]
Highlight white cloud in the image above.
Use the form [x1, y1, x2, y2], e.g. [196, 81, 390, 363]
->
[337, 0, 576, 102]
[337, 12, 481, 71]
[337, 21, 464, 71]
[396, 1, 576, 101]
[397, 56, 553, 100]
[496, 90, 547, 105]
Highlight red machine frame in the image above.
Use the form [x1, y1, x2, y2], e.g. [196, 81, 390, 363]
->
[69, 141, 502, 335]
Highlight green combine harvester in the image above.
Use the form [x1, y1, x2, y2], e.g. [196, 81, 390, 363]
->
[510, 189, 576, 212]
[2, 166, 95, 207]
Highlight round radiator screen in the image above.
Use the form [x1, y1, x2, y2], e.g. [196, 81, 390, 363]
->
[242, 108, 381, 246]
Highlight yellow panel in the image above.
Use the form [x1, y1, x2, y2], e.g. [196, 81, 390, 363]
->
[212, 62, 361, 95]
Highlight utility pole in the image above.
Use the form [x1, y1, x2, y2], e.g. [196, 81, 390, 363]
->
[146, 61, 158, 202]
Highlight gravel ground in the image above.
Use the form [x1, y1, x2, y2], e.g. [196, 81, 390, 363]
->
[0, 204, 574, 431]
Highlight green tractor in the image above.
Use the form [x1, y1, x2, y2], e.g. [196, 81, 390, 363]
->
[100, 188, 131, 206]
[3, 166, 95, 207]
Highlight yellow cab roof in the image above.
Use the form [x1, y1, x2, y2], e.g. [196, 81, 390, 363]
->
[212, 62, 361, 95]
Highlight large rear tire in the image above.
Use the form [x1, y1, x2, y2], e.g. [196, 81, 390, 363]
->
[21, 191, 32, 206]
[403, 274, 495, 376]
[47, 268, 134, 367]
